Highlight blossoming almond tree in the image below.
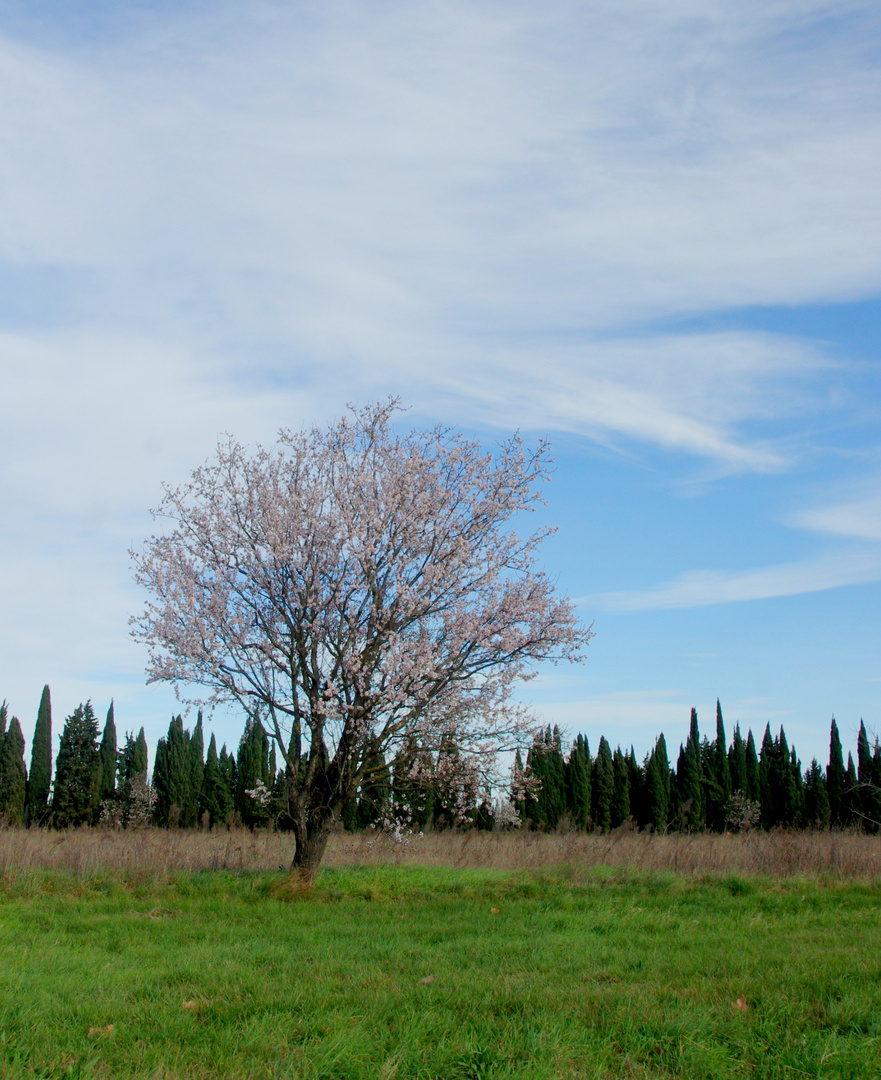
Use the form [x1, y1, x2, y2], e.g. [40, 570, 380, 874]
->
[131, 401, 591, 879]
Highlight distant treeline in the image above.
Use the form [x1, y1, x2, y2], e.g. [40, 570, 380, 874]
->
[0, 689, 879, 832]
[517, 703, 880, 834]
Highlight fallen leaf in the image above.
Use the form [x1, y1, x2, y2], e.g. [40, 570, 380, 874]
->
[88, 1025, 114, 1038]
[418, 975, 434, 985]
[490, 907, 501, 915]
[731, 995, 749, 1012]
[182, 1000, 198, 1010]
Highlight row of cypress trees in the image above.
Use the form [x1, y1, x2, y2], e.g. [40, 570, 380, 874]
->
[0, 689, 281, 829]
[517, 703, 881, 832]
[1, 688, 879, 831]
[0, 689, 152, 827]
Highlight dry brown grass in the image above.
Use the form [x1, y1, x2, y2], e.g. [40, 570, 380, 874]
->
[1, 824, 880, 878]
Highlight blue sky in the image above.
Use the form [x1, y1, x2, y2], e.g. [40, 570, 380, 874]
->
[1, 0, 880, 769]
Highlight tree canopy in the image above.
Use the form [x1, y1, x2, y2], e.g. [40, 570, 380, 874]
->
[131, 402, 590, 876]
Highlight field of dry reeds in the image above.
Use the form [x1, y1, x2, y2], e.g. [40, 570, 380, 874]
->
[1, 824, 879, 878]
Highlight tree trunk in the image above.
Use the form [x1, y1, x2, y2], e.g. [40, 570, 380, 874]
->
[290, 818, 331, 884]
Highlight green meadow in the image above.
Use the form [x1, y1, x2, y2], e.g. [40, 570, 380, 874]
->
[1, 865, 879, 1079]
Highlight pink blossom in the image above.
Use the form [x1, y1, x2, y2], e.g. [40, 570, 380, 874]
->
[130, 400, 592, 877]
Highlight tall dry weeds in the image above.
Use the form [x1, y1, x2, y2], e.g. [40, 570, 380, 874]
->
[1, 825, 879, 879]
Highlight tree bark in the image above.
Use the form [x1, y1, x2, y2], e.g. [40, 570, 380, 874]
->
[290, 818, 331, 884]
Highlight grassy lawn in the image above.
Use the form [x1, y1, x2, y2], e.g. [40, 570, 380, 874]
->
[0, 864, 879, 1078]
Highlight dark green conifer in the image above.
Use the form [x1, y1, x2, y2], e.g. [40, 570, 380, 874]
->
[219, 744, 237, 813]
[591, 737, 614, 831]
[788, 743, 805, 828]
[53, 702, 102, 827]
[525, 726, 566, 829]
[645, 734, 671, 832]
[153, 716, 199, 826]
[564, 736, 591, 829]
[759, 724, 777, 827]
[705, 701, 731, 831]
[728, 723, 747, 795]
[610, 747, 630, 827]
[844, 752, 859, 825]
[0, 716, 27, 824]
[235, 716, 271, 826]
[201, 733, 233, 828]
[114, 728, 153, 827]
[856, 721, 881, 832]
[803, 759, 830, 828]
[133, 728, 148, 779]
[675, 709, 703, 830]
[0, 700, 7, 743]
[190, 712, 205, 824]
[826, 718, 846, 826]
[744, 729, 761, 802]
[626, 747, 647, 826]
[27, 685, 52, 824]
[99, 702, 117, 803]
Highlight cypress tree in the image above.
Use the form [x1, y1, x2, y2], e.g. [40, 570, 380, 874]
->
[236, 716, 271, 826]
[27, 685, 52, 824]
[0, 716, 27, 825]
[99, 702, 117, 803]
[744, 729, 761, 803]
[0, 700, 7, 744]
[705, 701, 731, 831]
[760, 727, 801, 828]
[675, 709, 703, 830]
[53, 702, 102, 827]
[133, 728, 148, 779]
[789, 743, 805, 828]
[201, 733, 233, 828]
[610, 747, 631, 827]
[856, 721, 881, 832]
[645, 734, 671, 833]
[523, 727, 566, 829]
[844, 753, 859, 825]
[627, 747, 647, 827]
[564, 736, 591, 829]
[190, 712, 205, 825]
[728, 723, 747, 796]
[219, 744, 237, 815]
[153, 716, 198, 826]
[803, 759, 830, 828]
[535, 726, 566, 828]
[115, 729, 153, 828]
[759, 724, 777, 827]
[826, 718, 846, 826]
[591, 737, 614, 831]
[872, 737, 881, 831]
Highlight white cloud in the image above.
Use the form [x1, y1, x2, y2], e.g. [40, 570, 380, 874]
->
[1, 1, 880, 345]
[795, 493, 881, 542]
[586, 549, 881, 611]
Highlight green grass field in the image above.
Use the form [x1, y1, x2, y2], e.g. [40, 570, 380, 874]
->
[0, 864, 879, 1079]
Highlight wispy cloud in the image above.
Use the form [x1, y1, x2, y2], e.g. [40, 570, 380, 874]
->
[795, 493, 881, 542]
[0, 1, 877, 467]
[586, 549, 881, 612]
